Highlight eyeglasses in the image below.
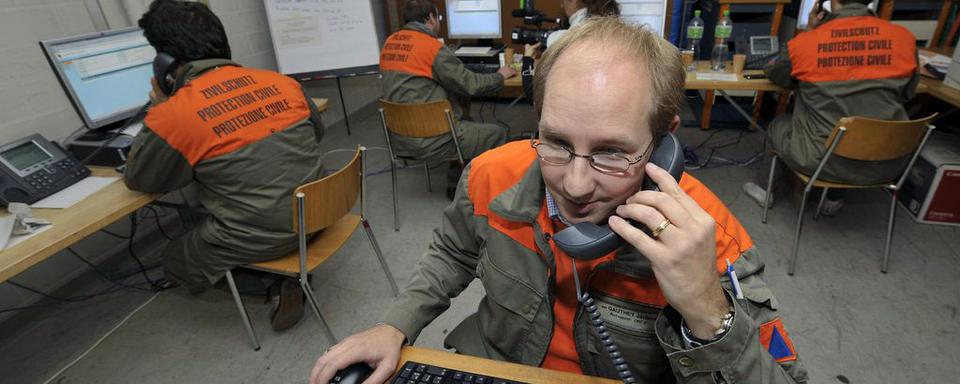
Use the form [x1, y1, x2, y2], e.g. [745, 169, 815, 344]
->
[530, 138, 654, 174]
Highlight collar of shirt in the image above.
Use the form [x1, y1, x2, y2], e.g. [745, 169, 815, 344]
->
[545, 190, 572, 226]
[827, 2, 875, 20]
[569, 8, 588, 28]
[404, 21, 438, 37]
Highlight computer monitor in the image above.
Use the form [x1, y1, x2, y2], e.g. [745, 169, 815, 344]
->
[797, 0, 879, 30]
[446, 0, 502, 40]
[40, 27, 155, 131]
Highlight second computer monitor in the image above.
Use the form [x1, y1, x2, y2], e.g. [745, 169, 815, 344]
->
[40, 27, 154, 131]
[446, 0, 502, 40]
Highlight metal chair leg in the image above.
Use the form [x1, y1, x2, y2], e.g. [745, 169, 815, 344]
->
[423, 162, 432, 192]
[361, 218, 400, 296]
[300, 279, 338, 344]
[882, 188, 898, 273]
[814, 187, 829, 221]
[788, 188, 811, 276]
[762, 155, 778, 224]
[225, 270, 261, 351]
[391, 161, 399, 231]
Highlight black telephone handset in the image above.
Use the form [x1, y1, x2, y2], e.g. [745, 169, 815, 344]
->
[553, 132, 685, 260]
[152, 52, 177, 96]
[0, 134, 91, 206]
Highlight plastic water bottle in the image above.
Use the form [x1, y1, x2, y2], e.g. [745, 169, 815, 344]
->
[711, 10, 732, 71]
[685, 10, 704, 71]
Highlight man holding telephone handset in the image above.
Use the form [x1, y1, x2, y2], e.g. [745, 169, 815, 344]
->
[312, 18, 807, 384]
[124, 0, 326, 331]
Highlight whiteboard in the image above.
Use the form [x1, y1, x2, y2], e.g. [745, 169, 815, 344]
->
[617, 0, 669, 37]
[263, 0, 382, 77]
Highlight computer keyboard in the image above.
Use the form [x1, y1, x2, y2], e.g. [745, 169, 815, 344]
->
[390, 361, 528, 384]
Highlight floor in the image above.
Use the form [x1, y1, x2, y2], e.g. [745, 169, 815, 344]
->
[1, 97, 958, 384]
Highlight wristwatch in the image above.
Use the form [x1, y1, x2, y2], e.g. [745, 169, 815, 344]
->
[681, 307, 735, 348]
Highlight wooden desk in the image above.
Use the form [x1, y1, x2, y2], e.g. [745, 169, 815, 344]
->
[918, 77, 960, 108]
[396, 347, 619, 384]
[0, 168, 157, 284]
[685, 61, 779, 91]
[503, 62, 778, 92]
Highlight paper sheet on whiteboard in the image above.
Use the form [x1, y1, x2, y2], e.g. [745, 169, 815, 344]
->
[617, 0, 668, 36]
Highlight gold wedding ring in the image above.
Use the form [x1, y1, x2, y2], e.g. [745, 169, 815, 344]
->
[650, 219, 672, 239]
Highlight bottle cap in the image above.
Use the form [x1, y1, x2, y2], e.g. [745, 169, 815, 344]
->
[694, 10, 700, 16]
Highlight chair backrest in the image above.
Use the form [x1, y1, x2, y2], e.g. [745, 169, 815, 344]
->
[379, 99, 454, 138]
[827, 114, 938, 161]
[292, 146, 362, 234]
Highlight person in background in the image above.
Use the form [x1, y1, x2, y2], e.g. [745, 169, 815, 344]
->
[521, 0, 621, 101]
[311, 17, 807, 384]
[743, 0, 918, 215]
[124, 0, 326, 332]
[380, 0, 517, 199]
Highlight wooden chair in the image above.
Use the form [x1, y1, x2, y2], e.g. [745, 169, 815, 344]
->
[224, 145, 399, 350]
[378, 99, 466, 231]
[762, 114, 938, 275]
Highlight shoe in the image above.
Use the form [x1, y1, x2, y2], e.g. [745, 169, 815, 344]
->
[270, 278, 305, 332]
[819, 199, 844, 217]
[743, 182, 774, 208]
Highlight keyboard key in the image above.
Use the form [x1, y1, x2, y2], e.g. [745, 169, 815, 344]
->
[423, 374, 433, 382]
[453, 373, 464, 380]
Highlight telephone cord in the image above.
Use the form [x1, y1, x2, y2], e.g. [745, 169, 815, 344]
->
[571, 261, 636, 384]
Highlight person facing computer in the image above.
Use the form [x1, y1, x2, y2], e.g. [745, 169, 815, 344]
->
[123, 0, 326, 331]
[379, 0, 517, 200]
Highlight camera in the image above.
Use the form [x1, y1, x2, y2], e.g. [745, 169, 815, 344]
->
[511, 26, 559, 45]
[510, 1, 562, 45]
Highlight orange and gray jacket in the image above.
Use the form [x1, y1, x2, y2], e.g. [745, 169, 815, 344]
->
[380, 141, 809, 383]
[764, 3, 918, 182]
[380, 22, 504, 120]
[124, 59, 324, 254]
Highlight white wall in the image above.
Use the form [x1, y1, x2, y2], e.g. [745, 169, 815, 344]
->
[0, 0, 100, 143]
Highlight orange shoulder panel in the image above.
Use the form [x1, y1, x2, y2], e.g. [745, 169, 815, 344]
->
[467, 140, 540, 252]
[380, 30, 442, 79]
[789, 16, 916, 83]
[144, 66, 309, 165]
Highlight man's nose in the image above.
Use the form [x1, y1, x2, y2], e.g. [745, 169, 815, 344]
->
[562, 156, 596, 200]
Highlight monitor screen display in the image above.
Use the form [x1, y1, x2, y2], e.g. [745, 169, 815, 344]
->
[446, 0, 502, 39]
[752, 37, 773, 54]
[797, 0, 878, 30]
[1, 141, 51, 171]
[41, 27, 154, 129]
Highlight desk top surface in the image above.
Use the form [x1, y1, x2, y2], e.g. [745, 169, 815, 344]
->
[0, 168, 157, 284]
[311, 97, 329, 113]
[918, 77, 960, 108]
[503, 61, 777, 91]
[397, 347, 619, 384]
[685, 61, 779, 91]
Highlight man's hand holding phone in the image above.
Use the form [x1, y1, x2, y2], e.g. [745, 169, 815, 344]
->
[608, 162, 730, 340]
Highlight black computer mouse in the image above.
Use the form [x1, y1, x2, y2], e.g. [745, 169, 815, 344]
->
[331, 362, 374, 384]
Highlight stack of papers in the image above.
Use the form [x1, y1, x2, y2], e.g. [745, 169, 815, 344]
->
[919, 49, 951, 73]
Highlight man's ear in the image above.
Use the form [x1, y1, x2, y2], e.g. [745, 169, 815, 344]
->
[668, 115, 681, 133]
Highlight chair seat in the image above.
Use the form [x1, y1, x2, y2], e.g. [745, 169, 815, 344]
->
[791, 170, 892, 189]
[246, 214, 362, 276]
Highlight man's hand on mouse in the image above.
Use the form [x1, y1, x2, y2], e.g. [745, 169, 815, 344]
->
[310, 323, 406, 384]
